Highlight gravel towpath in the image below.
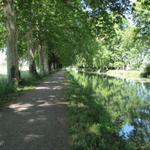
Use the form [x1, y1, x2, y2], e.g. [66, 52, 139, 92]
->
[0, 70, 69, 150]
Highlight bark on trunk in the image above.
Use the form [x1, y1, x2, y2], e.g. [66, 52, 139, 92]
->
[27, 29, 38, 76]
[4, 0, 19, 83]
[43, 44, 49, 74]
[39, 43, 49, 75]
[39, 43, 45, 75]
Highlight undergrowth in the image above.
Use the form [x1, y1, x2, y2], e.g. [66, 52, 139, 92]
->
[0, 71, 47, 107]
[0, 79, 17, 107]
[0, 70, 56, 107]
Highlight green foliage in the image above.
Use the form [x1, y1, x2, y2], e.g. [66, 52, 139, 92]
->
[0, 23, 6, 48]
[0, 0, 6, 48]
[141, 64, 150, 78]
[133, 0, 150, 45]
[0, 79, 16, 96]
[0, 79, 16, 106]
[0, 0, 149, 70]
[0, 70, 51, 106]
[19, 71, 42, 86]
[0, 0, 149, 103]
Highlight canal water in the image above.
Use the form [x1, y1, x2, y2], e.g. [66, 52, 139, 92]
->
[69, 72, 150, 149]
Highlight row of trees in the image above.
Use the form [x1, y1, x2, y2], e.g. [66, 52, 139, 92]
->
[1, 0, 66, 82]
[76, 0, 149, 70]
[0, 0, 149, 83]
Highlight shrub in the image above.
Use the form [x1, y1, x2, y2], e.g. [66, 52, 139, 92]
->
[0, 79, 16, 96]
[0, 79, 16, 106]
[141, 64, 150, 78]
[19, 71, 42, 86]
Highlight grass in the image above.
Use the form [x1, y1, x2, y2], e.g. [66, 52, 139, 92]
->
[0, 79, 17, 107]
[0, 74, 7, 79]
[79, 68, 150, 83]
[20, 71, 42, 86]
[105, 70, 141, 78]
[103, 70, 150, 83]
[0, 80, 16, 95]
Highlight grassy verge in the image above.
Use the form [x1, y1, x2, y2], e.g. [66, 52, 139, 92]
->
[79, 68, 150, 83]
[0, 74, 7, 79]
[102, 70, 150, 83]
[0, 79, 17, 107]
[0, 71, 55, 107]
[104, 70, 141, 79]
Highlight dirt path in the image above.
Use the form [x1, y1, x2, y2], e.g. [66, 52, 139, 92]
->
[0, 70, 69, 150]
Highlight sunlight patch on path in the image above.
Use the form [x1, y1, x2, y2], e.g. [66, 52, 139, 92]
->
[9, 103, 33, 112]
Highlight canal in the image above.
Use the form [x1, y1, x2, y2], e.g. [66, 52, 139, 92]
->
[68, 71, 150, 150]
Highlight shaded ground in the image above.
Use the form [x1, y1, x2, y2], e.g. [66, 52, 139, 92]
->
[0, 70, 69, 150]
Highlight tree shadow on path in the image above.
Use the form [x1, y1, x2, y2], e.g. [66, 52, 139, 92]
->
[0, 71, 69, 150]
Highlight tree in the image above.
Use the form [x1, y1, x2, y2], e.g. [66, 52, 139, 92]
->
[3, 0, 19, 83]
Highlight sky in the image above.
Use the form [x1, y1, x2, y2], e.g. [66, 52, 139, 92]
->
[0, 51, 6, 65]
[127, 0, 137, 26]
[131, 0, 136, 3]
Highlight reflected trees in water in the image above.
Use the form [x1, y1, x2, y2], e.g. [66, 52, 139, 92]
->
[68, 71, 150, 149]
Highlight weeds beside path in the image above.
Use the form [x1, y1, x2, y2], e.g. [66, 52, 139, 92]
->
[0, 70, 69, 150]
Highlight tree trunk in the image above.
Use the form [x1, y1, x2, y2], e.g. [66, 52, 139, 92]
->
[4, 0, 19, 83]
[39, 43, 45, 75]
[27, 29, 38, 76]
[39, 42, 49, 75]
[43, 44, 49, 74]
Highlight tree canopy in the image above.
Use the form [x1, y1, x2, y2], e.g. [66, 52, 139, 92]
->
[0, 0, 149, 80]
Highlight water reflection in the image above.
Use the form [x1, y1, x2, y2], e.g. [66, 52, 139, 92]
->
[69, 72, 150, 149]
[119, 124, 134, 139]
